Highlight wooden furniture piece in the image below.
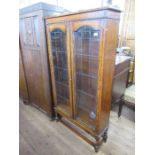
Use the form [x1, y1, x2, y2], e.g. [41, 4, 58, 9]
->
[118, 84, 135, 117]
[46, 7, 121, 152]
[19, 3, 68, 116]
[127, 57, 135, 86]
[112, 55, 131, 107]
[19, 39, 29, 103]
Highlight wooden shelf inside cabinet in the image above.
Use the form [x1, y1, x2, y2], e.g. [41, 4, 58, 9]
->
[76, 107, 96, 130]
[57, 104, 70, 116]
[46, 6, 121, 152]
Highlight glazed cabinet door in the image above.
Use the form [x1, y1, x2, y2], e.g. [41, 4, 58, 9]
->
[71, 20, 104, 131]
[47, 23, 72, 117]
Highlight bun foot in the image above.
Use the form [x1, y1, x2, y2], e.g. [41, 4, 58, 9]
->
[102, 128, 108, 142]
[94, 145, 99, 153]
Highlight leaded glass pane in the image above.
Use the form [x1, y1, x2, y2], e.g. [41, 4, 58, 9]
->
[74, 26, 100, 129]
[50, 29, 70, 114]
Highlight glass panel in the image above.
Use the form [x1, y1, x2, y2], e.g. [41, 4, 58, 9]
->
[74, 26, 100, 129]
[50, 29, 70, 114]
[33, 16, 40, 47]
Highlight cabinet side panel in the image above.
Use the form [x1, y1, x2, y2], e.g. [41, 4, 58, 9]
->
[99, 19, 120, 132]
[38, 10, 53, 115]
[19, 47, 29, 100]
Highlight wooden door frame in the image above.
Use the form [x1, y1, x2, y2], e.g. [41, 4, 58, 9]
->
[70, 19, 105, 133]
[46, 23, 73, 118]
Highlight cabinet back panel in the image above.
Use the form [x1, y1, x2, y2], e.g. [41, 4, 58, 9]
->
[75, 53, 98, 76]
[76, 73, 97, 96]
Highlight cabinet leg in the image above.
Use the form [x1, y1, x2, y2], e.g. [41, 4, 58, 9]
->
[94, 145, 99, 153]
[102, 128, 108, 142]
[55, 114, 62, 122]
[50, 115, 55, 121]
[55, 116, 59, 122]
[54, 107, 59, 121]
[118, 100, 124, 117]
[55, 110, 58, 121]
[23, 99, 29, 105]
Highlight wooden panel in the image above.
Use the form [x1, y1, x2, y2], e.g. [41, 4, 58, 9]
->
[112, 56, 130, 104]
[99, 19, 120, 133]
[19, 10, 52, 116]
[76, 90, 96, 112]
[46, 22, 73, 117]
[76, 74, 97, 96]
[56, 82, 69, 101]
[75, 54, 98, 76]
[19, 46, 29, 101]
[112, 71, 129, 104]
[24, 17, 34, 46]
[114, 60, 130, 76]
[46, 8, 121, 24]
[21, 49, 42, 107]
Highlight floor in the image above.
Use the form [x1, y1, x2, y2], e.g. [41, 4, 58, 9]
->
[112, 104, 135, 122]
[19, 100, 135, 155]
[112, 84, 135, 122]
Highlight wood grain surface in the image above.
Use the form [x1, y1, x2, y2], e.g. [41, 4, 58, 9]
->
[19, 99, 135, 155]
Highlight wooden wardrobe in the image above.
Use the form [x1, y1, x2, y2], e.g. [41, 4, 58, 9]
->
[46, 7, 121, 151]
[19, 2, 68, 116]
[19, 40, 29, 103]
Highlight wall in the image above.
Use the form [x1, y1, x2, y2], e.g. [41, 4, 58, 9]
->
[19, 0, 125, 11]
[119, 0, 135, 54]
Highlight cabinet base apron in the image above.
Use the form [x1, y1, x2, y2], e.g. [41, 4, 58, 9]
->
[56, 114, 108, 153]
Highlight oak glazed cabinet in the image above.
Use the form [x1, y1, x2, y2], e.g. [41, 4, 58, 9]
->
[46, 7, 121, 152]
[19, 3, 68, 116]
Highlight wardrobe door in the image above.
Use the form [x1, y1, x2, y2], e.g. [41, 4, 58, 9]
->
[19, 16, 42, 108]
[20, 15, 52, 114]
[71, 20, 103, 131]
[47, 23, 72, 117]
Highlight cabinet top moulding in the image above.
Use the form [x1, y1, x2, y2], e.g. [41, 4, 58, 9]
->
[45, 6, 121, 24]
[19, 2, 69, 15]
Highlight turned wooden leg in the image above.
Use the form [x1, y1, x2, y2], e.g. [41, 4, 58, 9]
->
[55, 115, 59, 121]
[118, 99, 124, 117]
[95, 136, 100, 142]
[93, 136, 101, 152]
[54, 107, 59, 121]
[102, 128, 108, 142]
[50, 115, 55, 121]
[94, 145, 99, 153]
[55, 113, 62, 122]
